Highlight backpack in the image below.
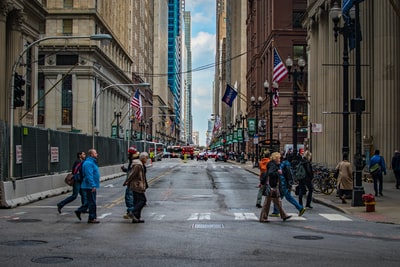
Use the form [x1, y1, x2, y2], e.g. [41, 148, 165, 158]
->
[282, 164, 294, 186]
[296, 163, 306, 181]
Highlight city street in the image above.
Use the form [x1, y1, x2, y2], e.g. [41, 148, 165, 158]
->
[0, 158, 399, 266]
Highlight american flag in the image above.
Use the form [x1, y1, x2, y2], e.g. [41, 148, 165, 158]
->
[130, 89, 143, 120]
[272, 48, 288, 106]
[273, 48, 288, 83]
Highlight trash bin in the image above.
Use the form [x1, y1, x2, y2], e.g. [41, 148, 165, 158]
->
[362, 194, 375, 212]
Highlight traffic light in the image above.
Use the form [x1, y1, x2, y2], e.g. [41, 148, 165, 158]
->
[13, 72, 25, 108]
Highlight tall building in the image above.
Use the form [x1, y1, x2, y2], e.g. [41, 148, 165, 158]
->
[245, 0, 307, 155]
[168, 0, 183, 144]
[304, 0, 400, 170]
[183, 10, 192, 144]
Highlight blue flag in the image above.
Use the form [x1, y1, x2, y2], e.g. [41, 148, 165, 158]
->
[222, 84, 238, 107]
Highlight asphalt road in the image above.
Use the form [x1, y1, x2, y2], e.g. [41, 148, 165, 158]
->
[0, 158, 399, 266]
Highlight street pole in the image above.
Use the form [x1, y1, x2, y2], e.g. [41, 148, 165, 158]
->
[251, 96, 263, 167]
[9, 34, 112, 179]
[352, 1, 365, 206]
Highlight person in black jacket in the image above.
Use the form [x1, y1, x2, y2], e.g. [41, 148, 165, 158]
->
[298, 151, 314, 209]
[57, 151, 86, 214]
[391, 150, 400, 189]
[259, 152, 291, 223]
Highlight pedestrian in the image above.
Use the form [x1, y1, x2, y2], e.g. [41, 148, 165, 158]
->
[271, 154, 306, 216]
[259, 152, 292, 223]
[121, 146, 140, 219]
[298, 151, 314, 209]
[123, 152, 149, 223]
[335, 153, 353, 204]
[391, 150, 400, 189]
[256, 151, 271, 208]
[369, 149, 387, 196]
[57, 151, 87, 214]
[75, 148, 100, 224]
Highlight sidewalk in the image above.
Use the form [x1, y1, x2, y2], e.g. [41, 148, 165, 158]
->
[234, 160, 400, 225]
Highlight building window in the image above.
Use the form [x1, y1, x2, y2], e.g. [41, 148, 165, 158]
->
[25, 44, 32, 110]
[37, 73, 45, 125]
[63, 19, 73, 35]
[293, 11, 304, 29]
[293, 45, 306, 62]
[62, 75, 72, 126]
[56, 55, 78, 65]
[64, 0, 73, 8]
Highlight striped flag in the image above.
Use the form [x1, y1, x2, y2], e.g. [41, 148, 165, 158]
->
[272, 82, 279, 107]
[130, 89, 143, 120]
[273, 48, 288, 83]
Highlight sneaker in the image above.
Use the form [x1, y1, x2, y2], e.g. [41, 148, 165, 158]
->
[270, 213, 280, 217]
[87, 219, 100, 224]
[298, 208, 306, 217]
[74, 211, 81, 221]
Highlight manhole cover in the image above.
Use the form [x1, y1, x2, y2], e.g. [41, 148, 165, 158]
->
[31, 256, 73, 264]
[2, 240, 47, 246]
[191, 223, 225, 229]
[293, 235, 324, 240]
[7, 219, 42, 223]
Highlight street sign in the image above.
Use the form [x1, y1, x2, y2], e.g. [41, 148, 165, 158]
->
[312, 123, 323, 133]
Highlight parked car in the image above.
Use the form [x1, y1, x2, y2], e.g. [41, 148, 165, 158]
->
[197, 152, 208, 161]
[207, 151, 217, 159]
[215, 152, 228, 162]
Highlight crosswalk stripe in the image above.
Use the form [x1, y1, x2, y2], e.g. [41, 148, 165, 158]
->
[187, 212, 211, 220]
[319, 213, 352, 221]
[234, 212, 258, 220]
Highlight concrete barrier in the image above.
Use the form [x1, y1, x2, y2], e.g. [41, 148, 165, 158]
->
[0, 164, 124, 208]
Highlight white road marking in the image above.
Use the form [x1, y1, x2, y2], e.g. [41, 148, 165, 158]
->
[104, 184, 114, 188]
[97, 213, 112, 219]
[187, 212, 211, 220]
[319, 213, 352, 221]
[286, 212, 307, 220]
[234, 213, 258, 220]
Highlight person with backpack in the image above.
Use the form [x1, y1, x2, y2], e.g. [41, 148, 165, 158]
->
[271, 154, 306, 216]
[256, 151, 271, 208]
[369, 149, 387, 196]
[297, 151, 314, 209]
[57, 151, 87, 214]
[259, 152, 291, 223]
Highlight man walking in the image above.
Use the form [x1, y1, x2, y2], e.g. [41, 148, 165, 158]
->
[75, 149, 100, 224]
[124, 152, 149, 223]
[391, 150, 400, 189]
[369, 149, 387, 196]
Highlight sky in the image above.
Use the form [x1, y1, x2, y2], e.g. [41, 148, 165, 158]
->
[185, 0, 216, 146]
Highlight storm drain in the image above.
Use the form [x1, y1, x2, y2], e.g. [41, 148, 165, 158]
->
[31, 256, 73, 264]
[1, 240, 47, 246]
[293, 235, 324, 240]
[191, 223, 225, 229]
[7, 219, 42, 223]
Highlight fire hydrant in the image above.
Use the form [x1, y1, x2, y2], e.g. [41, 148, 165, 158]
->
[362, 194, 376, 212]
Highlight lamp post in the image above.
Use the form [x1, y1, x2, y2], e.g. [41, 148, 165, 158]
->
[330, 0, 365, 206]
[285, 56, 305, 157]
[91, 82, 150, 148]
[263, 80, 278, 151]
[8, 34, 112, 179]
[251, 96, 263, 167]
[239, 111, 247, 162]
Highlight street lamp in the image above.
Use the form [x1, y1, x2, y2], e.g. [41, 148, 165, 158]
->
[251, 95, 263, 167]
[286, 56, 306, 157]
[239, 111, 247, 162]
[330, 0, 365, 206]
[9, 34, 112, 179]
[264, 80, 278, 151]
[91, 82, 150, 148]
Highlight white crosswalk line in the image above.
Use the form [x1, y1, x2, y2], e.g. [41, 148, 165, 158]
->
[187, 213, 199, 220]
[286, 212, 306, 220]
[234, 213, 258, 220]
[319, 213, 352, 221]
[187, 212, 211, 220]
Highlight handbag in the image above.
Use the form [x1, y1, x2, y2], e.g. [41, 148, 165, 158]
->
[64, 173, 74, 186]
[262, 184, 271, 196]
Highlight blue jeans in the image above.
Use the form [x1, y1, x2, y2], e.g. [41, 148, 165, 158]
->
[125, 187, 134, 213]
[78, 189, 96, 221]
[58, 182, 86, 208]
[373, 173, 383, 195]
[273, 189, 303, 214]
